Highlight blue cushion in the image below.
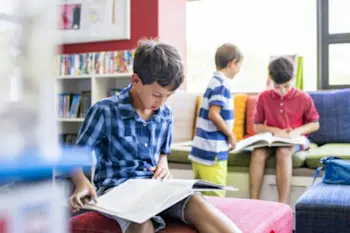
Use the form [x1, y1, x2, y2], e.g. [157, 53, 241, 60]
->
[308, 89, 350, 145]
[296, 182, 350, 233]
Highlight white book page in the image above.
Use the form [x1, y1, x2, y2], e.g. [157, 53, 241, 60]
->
[116, 191, 193, 223]
[270, 135, 308, 145]
[84, 179, 193, 215]
[233, 132, 272, 152]
[85, 190, 193, 224]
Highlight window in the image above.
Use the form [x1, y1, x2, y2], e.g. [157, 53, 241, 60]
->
[317, 0, 350, 89]
[329, 44, 350, 85]
[329, 0, 350, 34]
[186, 0, 317, 93]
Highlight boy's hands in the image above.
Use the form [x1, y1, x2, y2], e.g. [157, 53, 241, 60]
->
[287, 129, 301, 138]
[273, 128, 290, 138]
[228, 135, 237, 150]
[149, 155, 173, 179]
[69, 178, 97, 213]
[149, 165, 173, 179]
[273, 128, 301, 138]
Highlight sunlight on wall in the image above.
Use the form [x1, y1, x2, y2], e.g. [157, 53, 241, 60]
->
[186, 0, 317, 93]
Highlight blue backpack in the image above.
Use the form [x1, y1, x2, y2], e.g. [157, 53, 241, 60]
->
[313, 156, 350, 185]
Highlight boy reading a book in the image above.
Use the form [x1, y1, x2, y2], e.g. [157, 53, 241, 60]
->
[189, 43, 243, 196]
[69, 40, 242, 233]
[249, 57, 320, 203]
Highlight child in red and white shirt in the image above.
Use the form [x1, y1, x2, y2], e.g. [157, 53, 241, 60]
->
[249, 57, 320, 204]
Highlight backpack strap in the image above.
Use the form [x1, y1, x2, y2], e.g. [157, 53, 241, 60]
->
[313, 166, 323, 185]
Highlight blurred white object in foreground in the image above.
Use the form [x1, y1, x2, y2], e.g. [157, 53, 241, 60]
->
[0, 181, 67, 233]
[0, 0, 60, 160]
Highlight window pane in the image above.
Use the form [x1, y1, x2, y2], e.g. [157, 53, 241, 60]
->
[329, 44, 350, 85]
[186, 0, 317, 93]
[329, 0, 350, 34]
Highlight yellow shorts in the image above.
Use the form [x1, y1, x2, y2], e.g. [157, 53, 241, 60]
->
[191, 158, 228, 197]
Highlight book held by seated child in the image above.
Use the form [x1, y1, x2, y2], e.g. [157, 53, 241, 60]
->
[82, 179, 237, 224]
[233, 132, 309, 153]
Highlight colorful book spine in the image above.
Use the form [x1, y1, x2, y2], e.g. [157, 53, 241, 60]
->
[59, 134, 78, 146]
[58, 49, 135, 76]
[57, 91, 91, 118]
[58, 53, 94, 76]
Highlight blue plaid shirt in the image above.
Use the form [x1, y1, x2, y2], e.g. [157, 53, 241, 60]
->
[76, 85, 173, 193]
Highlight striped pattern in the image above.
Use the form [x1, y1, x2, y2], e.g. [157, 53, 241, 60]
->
[76, 84, 173, 193]
[189, 71, 234, 165]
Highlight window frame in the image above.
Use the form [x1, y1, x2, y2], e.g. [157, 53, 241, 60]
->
[317, 0, 350, 89]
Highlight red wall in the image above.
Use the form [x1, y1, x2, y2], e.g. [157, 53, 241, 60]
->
[62, 0, 159, 54]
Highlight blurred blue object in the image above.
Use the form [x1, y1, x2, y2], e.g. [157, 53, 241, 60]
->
[0, 146, 92, 183]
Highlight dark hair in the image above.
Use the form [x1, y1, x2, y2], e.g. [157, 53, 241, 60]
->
[268, 57, 294, 84]
[215, 43, 243, 69]
[133, 39, 185, 91]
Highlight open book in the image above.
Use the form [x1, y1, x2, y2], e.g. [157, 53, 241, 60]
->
[233, 132, 309, 153]
[83, 178, 237, 223]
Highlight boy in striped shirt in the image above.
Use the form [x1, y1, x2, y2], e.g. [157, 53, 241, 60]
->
[189, 43, 243, 196]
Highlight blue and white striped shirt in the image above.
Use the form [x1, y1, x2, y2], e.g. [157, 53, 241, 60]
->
[76, 85, 173, 193]
[189, 71, 234, 165]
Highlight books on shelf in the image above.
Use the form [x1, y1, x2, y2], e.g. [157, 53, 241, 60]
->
[57, 50, 134, 76]
[58, 91, 91, 118]
[59, 134, 77, 146]
[94, 51, 134, 75]
[59, 53, 94, 76]
[233, 132, 309, 153]
[82, 179, 237, 224]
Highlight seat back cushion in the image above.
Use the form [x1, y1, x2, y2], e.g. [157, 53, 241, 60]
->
[192, 94, 248, 141]
[308, 89, 350, 144]
[233, 94, 248, 141]
[167, 90, 198, 142]
[245, 95, 258, 137]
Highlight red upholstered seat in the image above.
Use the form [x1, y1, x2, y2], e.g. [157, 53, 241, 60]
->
[69, 197, 293, 233]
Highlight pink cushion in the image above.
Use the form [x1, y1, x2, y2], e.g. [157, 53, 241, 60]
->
[245, 95, 258, 137]
[69, 197, 293, 233]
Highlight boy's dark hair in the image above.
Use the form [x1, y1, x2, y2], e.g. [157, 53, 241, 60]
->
[268, 57, 294, 84]
[215, 43, 243, 69]
[133, 39, 185, 91]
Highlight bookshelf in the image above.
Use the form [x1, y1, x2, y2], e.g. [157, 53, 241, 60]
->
[57, 72, 132, 143]
[56, 50, 134, 145]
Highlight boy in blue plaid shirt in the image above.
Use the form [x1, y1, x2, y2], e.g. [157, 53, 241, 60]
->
[69, 40, 242, 233]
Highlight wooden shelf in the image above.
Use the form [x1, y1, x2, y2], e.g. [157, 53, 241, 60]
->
[95, 73, 132, 79]
[57, 73, 132, 80]
[57, 75, 92, 80]
[58, 118, 84, 122]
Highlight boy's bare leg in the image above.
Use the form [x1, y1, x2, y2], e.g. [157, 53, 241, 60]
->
[275, 146, 295, 204]
[184, 195, 242, 233]
[126, 220, 154, 233]
[249, 147, 271, 199]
